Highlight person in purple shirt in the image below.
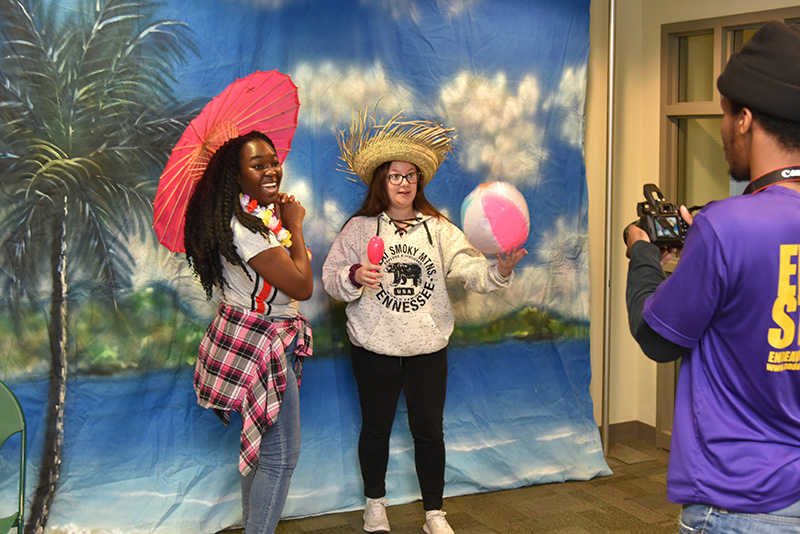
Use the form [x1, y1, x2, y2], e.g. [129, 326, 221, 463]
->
[625, 21, 800, 534]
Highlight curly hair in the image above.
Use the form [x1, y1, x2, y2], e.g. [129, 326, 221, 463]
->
[184, 130, 278, 300]
[347, 161, 447, 226]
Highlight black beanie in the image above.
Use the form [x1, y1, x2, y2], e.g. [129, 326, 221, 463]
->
[717, 20, 800, 122]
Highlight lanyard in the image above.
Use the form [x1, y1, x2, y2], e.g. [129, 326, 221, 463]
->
[743, 167, 800, 195]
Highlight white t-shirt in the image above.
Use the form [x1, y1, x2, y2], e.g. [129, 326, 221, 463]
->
[221, 216, 299, 318]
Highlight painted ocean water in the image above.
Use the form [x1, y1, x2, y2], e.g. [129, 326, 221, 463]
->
[0, 338, 609, 534]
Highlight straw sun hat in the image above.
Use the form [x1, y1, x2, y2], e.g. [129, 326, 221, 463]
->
[336, 108, 456, 186]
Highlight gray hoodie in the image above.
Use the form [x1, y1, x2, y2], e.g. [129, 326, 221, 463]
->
[322, 212, 512, 356]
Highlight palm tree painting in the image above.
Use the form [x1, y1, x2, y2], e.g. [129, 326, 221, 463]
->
[0, 0, 198, 531]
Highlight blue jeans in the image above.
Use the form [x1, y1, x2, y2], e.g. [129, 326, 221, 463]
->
[680, 500, 800, 533]
[240, 345, 300, 534]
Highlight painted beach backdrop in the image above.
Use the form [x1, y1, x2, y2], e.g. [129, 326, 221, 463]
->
[0, 0, 608, 532]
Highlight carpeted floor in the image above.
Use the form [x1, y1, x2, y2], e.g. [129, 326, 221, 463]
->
[223, 439, 682, 534]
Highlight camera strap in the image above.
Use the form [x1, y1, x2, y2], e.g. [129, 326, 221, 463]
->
[743, 166, 800, 195]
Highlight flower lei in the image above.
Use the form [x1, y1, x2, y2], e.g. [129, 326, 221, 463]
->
[239, 194, 312, 259]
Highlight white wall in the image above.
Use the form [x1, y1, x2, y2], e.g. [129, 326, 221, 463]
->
[586, 0, 800, 429]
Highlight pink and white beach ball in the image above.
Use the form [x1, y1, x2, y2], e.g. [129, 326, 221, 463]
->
[460, 181, 530, 255]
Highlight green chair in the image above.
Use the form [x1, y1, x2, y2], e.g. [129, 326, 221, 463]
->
[0, 380, 26, 534]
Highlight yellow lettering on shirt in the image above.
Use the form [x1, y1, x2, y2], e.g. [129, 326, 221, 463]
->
[768, 245, 800, 349]
[768, 350, 800, 364]
[769, 295, 797, 349]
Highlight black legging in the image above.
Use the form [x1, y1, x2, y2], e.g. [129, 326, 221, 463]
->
[349, 344, 447, 511]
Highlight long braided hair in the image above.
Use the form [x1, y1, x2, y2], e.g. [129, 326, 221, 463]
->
[184, 130, 278, 300]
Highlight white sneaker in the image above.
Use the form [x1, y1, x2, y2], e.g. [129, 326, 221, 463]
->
[363, 497, 390, 532]
[423, 510, 454, 534]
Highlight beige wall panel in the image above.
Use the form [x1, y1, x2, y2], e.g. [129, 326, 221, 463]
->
[586, 0, 800, 428]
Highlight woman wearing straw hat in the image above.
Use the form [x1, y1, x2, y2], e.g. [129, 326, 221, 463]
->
[184, 130, 313, 534]
[323, 110, 526, 534]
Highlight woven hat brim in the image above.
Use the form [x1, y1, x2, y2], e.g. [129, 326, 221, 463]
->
[352, 138, 440, 186]
[337, 108, 456, 186]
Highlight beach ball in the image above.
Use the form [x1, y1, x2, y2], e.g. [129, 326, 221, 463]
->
[460, 181, 530, 255]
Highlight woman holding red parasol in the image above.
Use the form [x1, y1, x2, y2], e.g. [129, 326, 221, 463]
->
[154, 72, 312, 534]
[184, 130, 312, 534]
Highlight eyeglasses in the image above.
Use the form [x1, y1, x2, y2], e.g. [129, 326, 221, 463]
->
[387, 171, 420, 185]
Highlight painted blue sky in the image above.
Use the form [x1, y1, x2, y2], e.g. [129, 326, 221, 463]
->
[124, 0, 594, 323]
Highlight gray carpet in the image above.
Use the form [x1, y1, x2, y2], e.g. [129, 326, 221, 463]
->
[222, 439, 681, 534]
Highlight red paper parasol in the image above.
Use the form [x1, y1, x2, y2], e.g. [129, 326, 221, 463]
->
[153, 70, 300, 252]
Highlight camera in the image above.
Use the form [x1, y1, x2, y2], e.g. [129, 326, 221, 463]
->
[624, 183, 688, 248]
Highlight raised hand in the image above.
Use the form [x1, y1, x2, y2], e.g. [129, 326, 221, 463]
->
[278, 194, 306, 231]
[497, 248, 528, 278]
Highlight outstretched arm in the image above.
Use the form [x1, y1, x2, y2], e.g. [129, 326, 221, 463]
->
[624, 204, 695, 362]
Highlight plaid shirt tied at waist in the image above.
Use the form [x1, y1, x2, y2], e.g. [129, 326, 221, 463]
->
[194, 303, 313, 475]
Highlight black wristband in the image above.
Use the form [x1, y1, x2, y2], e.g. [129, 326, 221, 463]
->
[349, 263, 363, 288]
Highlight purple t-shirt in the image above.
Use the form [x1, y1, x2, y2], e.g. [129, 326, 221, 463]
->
[643, 185, 800, 513]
